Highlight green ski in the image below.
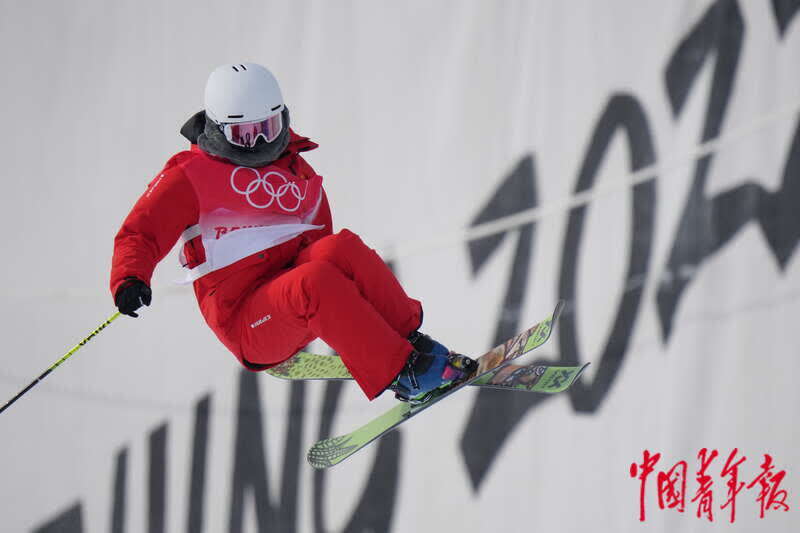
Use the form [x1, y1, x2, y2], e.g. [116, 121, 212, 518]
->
[305, 301, 583, 469]
[267, 348, 587, 394]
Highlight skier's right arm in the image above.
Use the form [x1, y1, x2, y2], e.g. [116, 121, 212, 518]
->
[110, 163, 199, 317]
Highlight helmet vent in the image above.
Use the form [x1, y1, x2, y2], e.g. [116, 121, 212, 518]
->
[227, 114, 244, 119]
[270, 105, 281, 111]
[231, 65, 239, 72]
[240, 64, 247, 70]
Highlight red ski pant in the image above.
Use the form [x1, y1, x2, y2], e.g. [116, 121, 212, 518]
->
[237, 229, 421, 399]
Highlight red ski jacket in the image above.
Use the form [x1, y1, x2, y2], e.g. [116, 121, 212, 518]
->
[110, 131, 333, 362]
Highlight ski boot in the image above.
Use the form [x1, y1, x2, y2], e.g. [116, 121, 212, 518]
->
[389, 350, 478, 405]
[406, 330, 479, 389]
[407, 330, 478, 385]
[407, 330, 451, 356]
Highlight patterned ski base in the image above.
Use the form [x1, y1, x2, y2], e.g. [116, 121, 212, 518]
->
[306, 301, 571, 469]
[470, 362, 589, 393]
[267, 351, 354, 380]
[267, 348, 587, 394]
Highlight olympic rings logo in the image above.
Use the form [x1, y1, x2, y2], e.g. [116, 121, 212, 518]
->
[230, 167, 308, 211]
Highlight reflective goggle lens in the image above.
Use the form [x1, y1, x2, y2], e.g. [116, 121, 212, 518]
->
[224, 113, 283, 147]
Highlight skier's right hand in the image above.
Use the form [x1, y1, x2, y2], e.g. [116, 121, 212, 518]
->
[115, 277, 152, 318]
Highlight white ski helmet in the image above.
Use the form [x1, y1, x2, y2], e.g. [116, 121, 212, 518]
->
[204, 63, 285, 125]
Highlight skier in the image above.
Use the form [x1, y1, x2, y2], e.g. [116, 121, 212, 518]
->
[110, 62, 473, 403]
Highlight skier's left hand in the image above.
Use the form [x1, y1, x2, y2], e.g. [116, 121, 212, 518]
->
[114, 277, 152, 317]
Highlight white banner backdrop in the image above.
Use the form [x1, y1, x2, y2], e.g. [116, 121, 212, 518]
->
[0, 1, 797, 532]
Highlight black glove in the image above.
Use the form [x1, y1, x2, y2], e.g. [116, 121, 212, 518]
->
[114, 277, 152, 317]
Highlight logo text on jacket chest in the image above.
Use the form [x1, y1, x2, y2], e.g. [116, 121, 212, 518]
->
[214, 224, 272, 240]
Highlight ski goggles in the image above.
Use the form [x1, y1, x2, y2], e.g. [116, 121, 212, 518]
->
[221, 112, 283, 148]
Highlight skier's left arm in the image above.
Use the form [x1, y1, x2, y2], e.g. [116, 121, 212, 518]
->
[295, 152, 333, 245]
[304, 188, 333, 242]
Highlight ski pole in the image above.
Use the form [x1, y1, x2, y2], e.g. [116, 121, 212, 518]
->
[0, 311, 122, 415]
